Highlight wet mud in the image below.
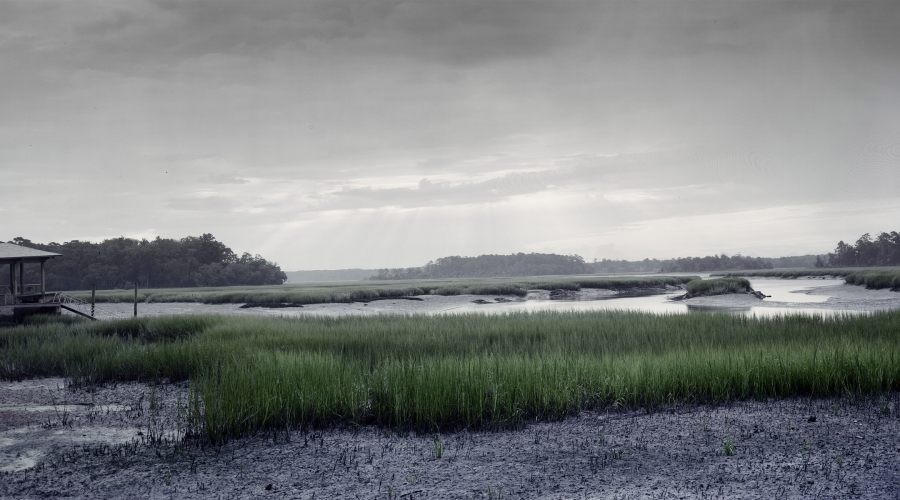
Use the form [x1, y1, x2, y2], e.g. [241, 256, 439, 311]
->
[2, 379, 899, 499]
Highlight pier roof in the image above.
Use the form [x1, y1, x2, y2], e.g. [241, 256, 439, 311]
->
[0, 242, 62, 261]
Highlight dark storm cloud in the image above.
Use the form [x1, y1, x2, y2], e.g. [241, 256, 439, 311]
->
[18, 0, 898, 77]
[3, 0, 590, 75]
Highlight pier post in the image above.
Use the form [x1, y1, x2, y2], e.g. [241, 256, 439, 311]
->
[9, 261, 16, 302]
[91, 283, 96, 318]
[134, 283, 137, 317]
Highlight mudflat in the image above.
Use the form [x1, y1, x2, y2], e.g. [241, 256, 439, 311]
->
[61, 281, 900, 319]
[2, 379, 898, 499]
[683, 283, 900, 312]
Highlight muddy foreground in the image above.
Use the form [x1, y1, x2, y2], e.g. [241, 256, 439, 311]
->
[2, 379, 899, 499]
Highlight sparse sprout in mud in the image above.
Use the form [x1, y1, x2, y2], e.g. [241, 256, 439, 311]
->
[598, 430, 606, 444]
[432, 434, 443, 459]
[801, 440, 810, 452]
[723, 435, 735, 456]
[832, 400, 840, 416]
[47, 387, 70, 428]
[614, 448, 623, 459]
[487, 485, 502, 500]
[835, 453, 844, 467]
[880, 395, 892, 415]
[176, 393, 183, 440]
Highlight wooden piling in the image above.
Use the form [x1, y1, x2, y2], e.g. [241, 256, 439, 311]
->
[91, 283, 96, 318]
[133, 283, 137, 317]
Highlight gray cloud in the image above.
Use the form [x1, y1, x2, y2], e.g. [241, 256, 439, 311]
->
[167, 195, 235, 212]
[207, 174, 250, 185]
[1, 0, 898, 269]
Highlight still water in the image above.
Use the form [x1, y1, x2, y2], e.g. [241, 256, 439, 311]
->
[447, 278, 862, 318]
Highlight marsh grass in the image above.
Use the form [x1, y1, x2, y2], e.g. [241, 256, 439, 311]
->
[685, 278, 752, 296]
[718, 267, 900, 291]
[3, 310, 900, 441]
[63, 275, 698, 306]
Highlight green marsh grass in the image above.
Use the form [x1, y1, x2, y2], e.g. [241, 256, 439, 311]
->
[718, 267, 900, 290]
[685, 278, 752, 296]
[63, 275, 698, 306]
[4, 310, 900, 441]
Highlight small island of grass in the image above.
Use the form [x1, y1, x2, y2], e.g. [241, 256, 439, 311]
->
[670, 278, 766, 301]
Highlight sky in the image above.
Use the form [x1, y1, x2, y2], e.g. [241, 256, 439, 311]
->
[2, 0, 899, 271]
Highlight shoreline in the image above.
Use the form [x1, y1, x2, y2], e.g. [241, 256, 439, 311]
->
[59, 282, 900, 318]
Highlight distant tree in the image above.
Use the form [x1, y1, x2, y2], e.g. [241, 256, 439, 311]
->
[820, 231, 900, 268]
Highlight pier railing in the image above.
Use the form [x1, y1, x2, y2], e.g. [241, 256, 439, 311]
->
[49, 292, 123, 320]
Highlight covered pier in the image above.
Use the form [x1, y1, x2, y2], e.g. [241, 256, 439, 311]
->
[1, 242, 61, 304]
[1, 242, 61, 315]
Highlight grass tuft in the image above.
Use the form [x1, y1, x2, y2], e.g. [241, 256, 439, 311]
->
[685, 278, 752, 296]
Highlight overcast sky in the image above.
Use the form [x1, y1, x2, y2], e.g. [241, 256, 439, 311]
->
[2, 0, 899, 270]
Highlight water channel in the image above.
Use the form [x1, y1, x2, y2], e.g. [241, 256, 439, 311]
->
[446, 278, 856, 318]
[73, 277, 898, 320]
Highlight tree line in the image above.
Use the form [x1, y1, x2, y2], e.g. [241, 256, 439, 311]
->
[371, 253, 588, 280]
[817, 231, 900, 268]
[3, 234, 286, 291]
[586, 255, 817, 274]
[657, 254, 774, 273]
[371, 252, 806, 280]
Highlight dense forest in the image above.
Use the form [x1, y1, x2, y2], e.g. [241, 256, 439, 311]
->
[817, 231, 900, 267]
[371, 252, 810, 280]
[2, 234, 286, 291]
[658, 254, 774, 273]
[371, 253, 588, 280]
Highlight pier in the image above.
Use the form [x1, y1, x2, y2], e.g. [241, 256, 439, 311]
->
[0, 242, 62, 323]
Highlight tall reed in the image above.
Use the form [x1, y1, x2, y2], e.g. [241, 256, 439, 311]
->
[3, 310, 899, 440]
